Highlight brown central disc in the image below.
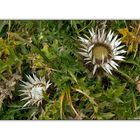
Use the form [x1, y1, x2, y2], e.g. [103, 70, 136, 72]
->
[92, 43, 111, 64]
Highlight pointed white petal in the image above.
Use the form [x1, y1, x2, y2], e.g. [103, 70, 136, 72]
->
[80, 43, 88, 49]
[110, 60, 119, 70]
[31, 100, 37, 106]
[83, 34, 90, 40]
[89, 28, 94, 37]
[23, 100, 31, 108]
[46, 80, 52, 89]
[114, 45, 125, 51]
[113, 55, 125, 61]
[19, 89, 28, 92]
[103, 63, 112, 74]
[85, 61, 91, 64]
[37, 101, 40, 106]
[26, 75, 35, 84]
[19, 89, 29, 93]
[114, 38, 122, 47]
[37, 100, 42, 106]
[106, 30, 112, 41]
[20, 93, 28, 96]
[33, 74, 40, 83]
[107, 31, 114, 42]
[84, 57, 91, 61]
[88, 44, 94, 52]
[79, 37, 89, 45]
[21, 97, 31, 101]
[111, 35, 118, 45]
[92, 56, 95, 64]
[78, 52, 89, 57]
[89, 51, 92, 59]
[98, 29, 101, 41]
[93, 65, 97, 75]
[114, 50, 126, 55]
[20, 81, 32, 88]
[102, 65, 109, 74]
[92, 34, 97, 42]
[100, 29, 106, 41]
[107, 30, 111, 38]
[79, 48, 88, 52]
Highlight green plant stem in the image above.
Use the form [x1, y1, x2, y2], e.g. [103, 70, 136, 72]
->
[115, 69, 135, 84]
[122, 60, 140, 68]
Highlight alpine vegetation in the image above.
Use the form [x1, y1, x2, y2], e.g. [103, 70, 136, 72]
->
[20, 74, 51, 107]
[78, 28, 126, 75]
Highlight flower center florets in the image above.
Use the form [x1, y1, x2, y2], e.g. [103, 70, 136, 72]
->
[92, 43, 111, 64]
[31, 86, 45, 100]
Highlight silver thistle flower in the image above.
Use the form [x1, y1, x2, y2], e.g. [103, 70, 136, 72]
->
[78, 28, 126, 75]
[19, 74, 51, 107]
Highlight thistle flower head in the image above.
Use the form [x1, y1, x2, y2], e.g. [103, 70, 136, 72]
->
[78, 28, 126, 75]
[19, 74, 51, 107]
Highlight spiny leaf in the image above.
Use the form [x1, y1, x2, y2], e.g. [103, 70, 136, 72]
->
[68, 70, 78, 84]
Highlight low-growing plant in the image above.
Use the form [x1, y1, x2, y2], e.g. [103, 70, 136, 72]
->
[0, 20, 139, 120]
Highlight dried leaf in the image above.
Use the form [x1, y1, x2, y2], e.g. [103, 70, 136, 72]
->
[135, 76, 140, 93]
[118, 24, 140, 56]
[136, 80, 140, 93]
[0, 72, 21, 108]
